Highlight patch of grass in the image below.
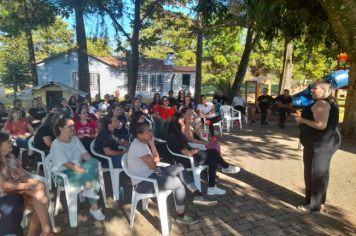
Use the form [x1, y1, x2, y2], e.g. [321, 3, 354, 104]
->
[5, 95, 33, 110]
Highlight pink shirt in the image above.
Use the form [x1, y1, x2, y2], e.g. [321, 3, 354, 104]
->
[4, 119, 29, 135]
[74, 120, 98, 135]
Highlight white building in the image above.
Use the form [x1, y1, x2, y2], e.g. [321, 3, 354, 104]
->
[35, 48, 196, 98]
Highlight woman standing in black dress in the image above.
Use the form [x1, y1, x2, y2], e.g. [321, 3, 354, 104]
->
[295, 78, 341, 212]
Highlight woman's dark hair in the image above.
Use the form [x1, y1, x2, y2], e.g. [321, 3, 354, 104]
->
[183, 96, 193, 109]
[54, 117, 72, 137]
[166, 113, 191, 149]
[0, 133, 10, 167]
[31, 98, 39, 107]
[200, 95, 206, 103]
[177, 90, 185, 101]
[0, 102, 4, 110]
[131, 111, 144, 125]
[110, 104, 122, 115]
[130, 122, 148, 139]
[60, 98, 67, 108]
[77, 105, 94, 128]
[101, 113, 114, 127]
[152, 93, 161, 105]
[68, 96, 77, 105]
[180, 107, 189, 115]
[76, 103, 88, 115]
[161, 96, 169, 105]
[108, 99, 117, 106]
[48, 105, 58, 112]
[38, 113, 59, 130]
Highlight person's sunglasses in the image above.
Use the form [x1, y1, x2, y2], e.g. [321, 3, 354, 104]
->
[163, 100, 168, 102]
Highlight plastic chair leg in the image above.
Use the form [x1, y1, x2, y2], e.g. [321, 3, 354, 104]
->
[130, 192, 139, 228]
[79, 192, 85, 202]
[48, 170, 52, 190]
[65, 190, 79, 227]
[142, 198, 149, 210]
[239, 118, 242, 131]
[193, 171, 202, 191]
[98, 164, 108, 208]
[36, 163, 41, 175]
[21, 211, 28, 228]
[45, 188, 57, 232]
[55, 187, 61, 215]
[157, 195, 169, 235]
[18, 151, 23, 165]
[112, 169, 120, 201]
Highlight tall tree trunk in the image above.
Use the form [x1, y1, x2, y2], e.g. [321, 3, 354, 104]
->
[228, 22, 260, 103]
[13, 76, 17, 100]
[279, 39, 293, 95]
[75, 0, 91, 101]
[126, 0, 141, 100]
[318, 0, 356, 138]
[195, 14, 203, 102]
[22, 0, 37, 85]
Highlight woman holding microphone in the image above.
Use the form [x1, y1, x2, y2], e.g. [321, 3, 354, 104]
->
[295, 78, 341, 212]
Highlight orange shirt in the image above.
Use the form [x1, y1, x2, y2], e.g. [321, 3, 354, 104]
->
[4, 119, 29, 135]
[0, 154, 22, 197]
[154, 105, 175, 120]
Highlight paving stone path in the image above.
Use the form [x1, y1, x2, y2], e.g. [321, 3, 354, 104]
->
[24, 122, 356, 236]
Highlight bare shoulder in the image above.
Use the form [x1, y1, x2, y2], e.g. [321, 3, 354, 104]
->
[313, 100, 331, 111]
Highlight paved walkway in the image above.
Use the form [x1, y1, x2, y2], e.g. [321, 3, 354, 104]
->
[24, 122, 356, 236]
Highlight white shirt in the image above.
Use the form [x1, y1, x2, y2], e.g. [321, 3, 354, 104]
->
[127, 139, 154, 185]
[89, 106, 97, 114]
[197, 102, 216, 117]
[98, 102, 110, 112]
[232, 96, 246, 107]
[50, 136, 87, 172]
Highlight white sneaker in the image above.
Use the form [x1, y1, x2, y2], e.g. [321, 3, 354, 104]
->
[82, 188, 100, 200]
[207, 186, 226, 195]
[90, 208, 105, 221]
[222, 165, 241, 174]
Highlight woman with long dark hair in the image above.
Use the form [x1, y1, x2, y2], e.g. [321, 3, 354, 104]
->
[51, 117, 105, 220]
[197, 95, 223, 143]
[29, 98, 47, 128]
[174, 90, 185, 112]
[0, 133, 54, 236]
[68, 95, 78, 113]
[295, 79, 341, 212]
[180, 108, 220, 154]
[111, 104, 129, 138]
[74, 106, 99, 154]
[58, 98, 74, 117]
[127, 123, 217, 224]
[33, 113, 59, 162]
[72, 103, 97, 122]
[148, 93, 161, 115]
[128, 98, 142, 121]
[166, 113, 240, 195]
[154, 96, 175, 139]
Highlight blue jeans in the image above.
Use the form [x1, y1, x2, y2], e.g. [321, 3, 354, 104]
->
[214, 103, 222, 113]
[102, 154, 123, 169]
[15, 135, 33, 149]
[0, 193, 24, 236]
[154, 120, 168, 140]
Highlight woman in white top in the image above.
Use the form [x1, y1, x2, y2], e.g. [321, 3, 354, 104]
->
[196, 95, 223, 143]
[127, 123, 217, 224]
[50, 117, 105, 221]
[97, 94, 110, 118]
[231, 90, 248, 117]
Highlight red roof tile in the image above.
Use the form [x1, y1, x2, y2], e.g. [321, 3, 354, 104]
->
[96, 57, 175, 71]
[173, 66, 196, 72]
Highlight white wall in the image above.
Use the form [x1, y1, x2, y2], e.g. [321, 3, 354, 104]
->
[36, 50, 196, 98]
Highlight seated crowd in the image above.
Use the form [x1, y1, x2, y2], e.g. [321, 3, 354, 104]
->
[0, 88, 291, 234]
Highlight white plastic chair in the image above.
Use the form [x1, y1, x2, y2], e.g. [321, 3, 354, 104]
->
[220, 105, 242, 132]
[28, 136, 52, 189]
[231, 106, 248, 124]
[121, 153, 173, 236]
[21, 171, 57, 233]
[201, 116, 223, 141]
[45, 153, 108, 227]
[90, 140, 124, 201]
[145, 115, 155, 133]
[166, 143, 208, 191]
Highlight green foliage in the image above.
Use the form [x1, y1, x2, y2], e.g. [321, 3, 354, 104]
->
[87, 35, 114, 56]
[0, 35, 31, 90]
[32, 17, 75, 59]
[203, 26, 244, 93]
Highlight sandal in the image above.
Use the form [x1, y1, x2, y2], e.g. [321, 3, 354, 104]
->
[297, 205, 311, 212]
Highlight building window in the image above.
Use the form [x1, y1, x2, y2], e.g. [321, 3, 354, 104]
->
[72, 72, 79, 89]
[136, 74, 142, 92]
[157, 75, 163, 92]
[142, 74, 148, 92]
[182, 74, 190, 92]
[150, 75, 156, 92]
[72, 72, 99, 91]
[90, 73, 100, 91]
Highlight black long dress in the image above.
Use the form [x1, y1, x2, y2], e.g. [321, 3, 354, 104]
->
[299, 99, 341, 211]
